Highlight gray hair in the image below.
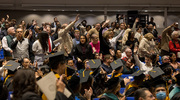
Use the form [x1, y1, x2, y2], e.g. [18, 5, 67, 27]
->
[7, 27, 14, 34]
[161, 55, 169, 61]
[171, 31, 179, 38]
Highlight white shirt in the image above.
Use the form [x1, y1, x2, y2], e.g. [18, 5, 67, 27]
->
[109, 30, 125, 49]
[2, 36, 12, 51]
[134, 54, 153, 74]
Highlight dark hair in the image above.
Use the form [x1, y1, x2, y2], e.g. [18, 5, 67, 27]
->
[80, 75, 93, 95]
[80, 35, 88, 46]
[86, 25, 92, 29]
[13, 69, 37, 100]
[169, 53, 176, 62]
[128, 31, 134, 40]
[38, 31, 49, 53]
[134, 88, 149, 100]
[0, 80, 8, 100]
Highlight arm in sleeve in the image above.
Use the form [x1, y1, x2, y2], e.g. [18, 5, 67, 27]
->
[134, 54, 143, 70]
[11, 39, 18, 49]
[2, 37, 11, 51]
[58, 21, 75, 37]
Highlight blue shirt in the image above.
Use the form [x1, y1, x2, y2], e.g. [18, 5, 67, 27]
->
[101, 63, 113, 74]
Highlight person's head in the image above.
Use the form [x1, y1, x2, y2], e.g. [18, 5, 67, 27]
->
[80, 75, 94, 95]
[115, 22, 120, 29]
[67, 59, 75, 67]
[169, 53, 177, 62]
[20, 20, 26, 26]
[11, 19, 16, 25]
[95, 23, 101, 31]
[38, 31, 49, 53]
[116, 49, 122, 59]
[86, 25, 91, 32]
[148, 24, 154, 30]
[136, 28, 142, 33]
[120, 23, 125, 30]
[94, 53, 100, 59]
[80, 35, 87, 45]
[7, 27, 16, 36]
[153, 82, 167, 100]
[126, 58, 135, 68]
[103, 54, 114, 64]
[68, 75, 81, 94]
[54, 17, 58, 22]
[104, 77, 121, 95]
[144, 33, 154, 41]
[103, 29, 113, 41]
[162, 55, 170, 64]
[16, 28, 23, 38]
[61, 23, 68, 29]
[128, 31, 135, 40]
[145, 55, 153, 65]
[1, 18, 5, 23]
[125, 48, 132, 58]
[13, 69, 37, 100]
[21, 58, 31, 69]
[81, 20, 87, 26]
[91, 33, 99, 44]
[171, 31, 179, 41]
[150, 17, 154, 22]
[74, 29, 80, 40]
[49, 54, 66, 75]
[45, 25, 51, 34]
[83, 59, 90, 70]
[4, 22, 10, 29]
[134, 88, 155, 100]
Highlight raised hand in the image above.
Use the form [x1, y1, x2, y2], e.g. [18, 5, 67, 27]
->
[56, 75, 66, 93]
[75, 14, 80, 22]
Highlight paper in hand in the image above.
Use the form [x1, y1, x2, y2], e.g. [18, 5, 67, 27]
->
[37, 72, 72, 100]
[37, 72, 57, 100]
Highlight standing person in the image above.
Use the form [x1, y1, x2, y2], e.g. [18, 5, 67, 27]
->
[74, 35, 93, 70]
[53, 14, 79, 56]
[125, 31, 139, 51]
[72, 29, 80, 48]
[89, 34, 100, 53]
[161, 23, 175, 56]
[2, 27, 16, 60]
[44, 25, 55, 53]
[11, 28, 30, 60]
[86, 23, 101, 40]
[138, 33, 155, 62]
[32, 31, 48, 66]
[169, 31, 180, 61]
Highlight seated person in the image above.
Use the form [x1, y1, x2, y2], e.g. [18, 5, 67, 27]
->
[101, 54, 113, 74]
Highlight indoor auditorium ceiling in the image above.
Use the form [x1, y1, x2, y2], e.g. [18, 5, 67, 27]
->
[1, 0, 180, 12]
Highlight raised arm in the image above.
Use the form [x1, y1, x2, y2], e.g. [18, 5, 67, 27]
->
[58, 14, 79, 37]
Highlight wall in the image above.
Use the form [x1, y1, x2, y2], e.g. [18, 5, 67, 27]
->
[0, 10, 180, 33]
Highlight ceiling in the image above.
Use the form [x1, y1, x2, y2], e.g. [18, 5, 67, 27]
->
[1, 0, 180, 12]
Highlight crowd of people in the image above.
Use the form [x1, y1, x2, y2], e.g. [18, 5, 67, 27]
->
[0, 14, 180, 100]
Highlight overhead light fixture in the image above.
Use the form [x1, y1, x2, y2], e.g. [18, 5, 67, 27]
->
[145, 10, 148, 12]
[48, 9, 51, 11]
[76, 9, 79, 12]
[90, 10, 93, 12]
[33, 9, 36, 11]
[62, 10, 64, 11]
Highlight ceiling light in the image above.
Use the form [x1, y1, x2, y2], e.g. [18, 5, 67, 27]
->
[145, 10, 148, 12]
[62, 10, 64, 11]
[76, 9, 79, 12]
[48, 9, 51, 11]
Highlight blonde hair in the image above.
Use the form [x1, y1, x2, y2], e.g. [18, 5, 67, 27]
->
[102, 28, 113, 39]
[144, 33, 154, 40]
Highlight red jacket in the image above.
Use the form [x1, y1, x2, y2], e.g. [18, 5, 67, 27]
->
[169, 40, 180, 53]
